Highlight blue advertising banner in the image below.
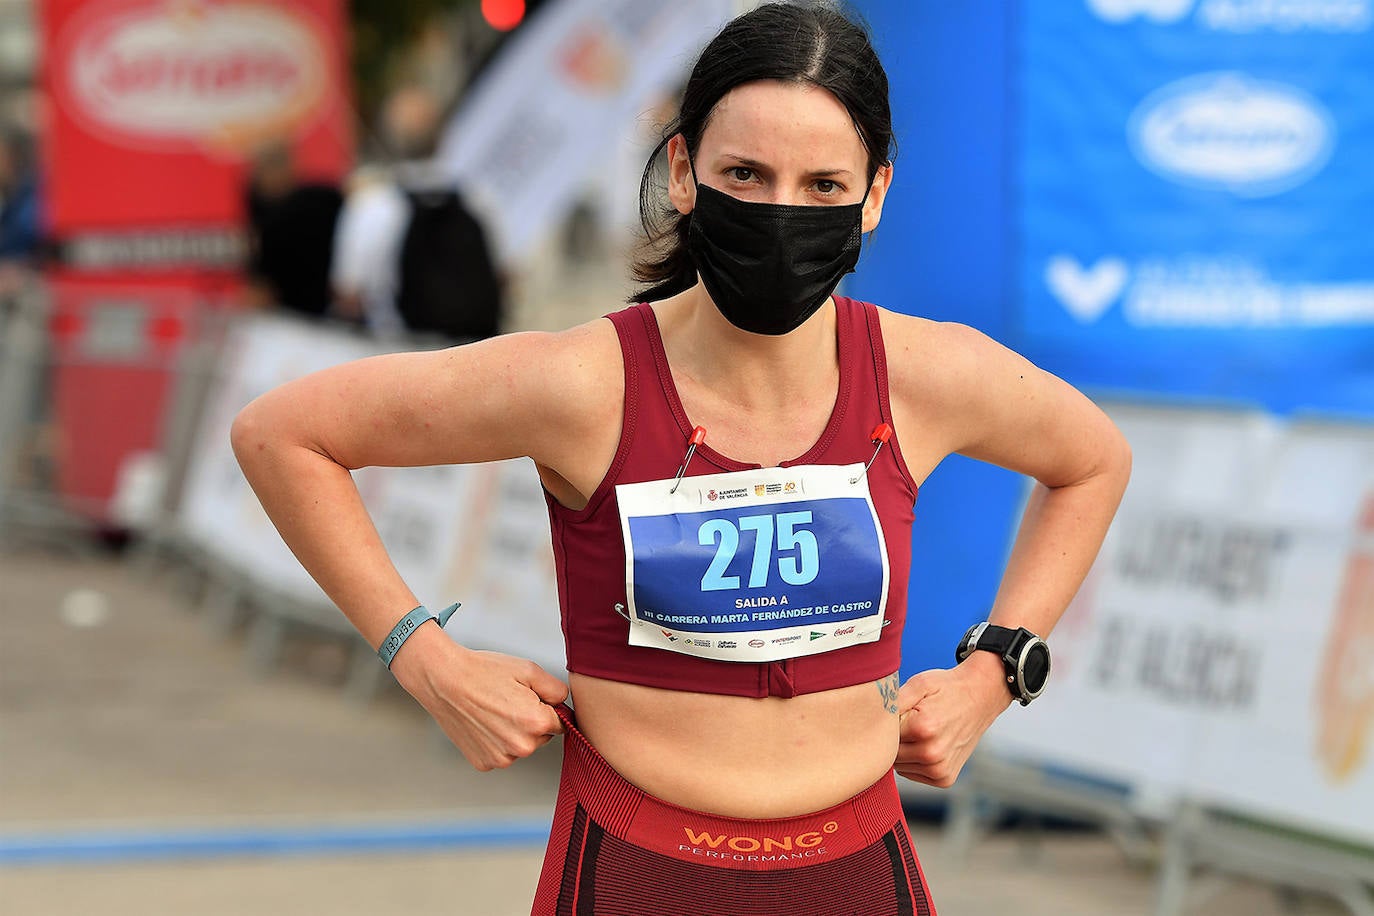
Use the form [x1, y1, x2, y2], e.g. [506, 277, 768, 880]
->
[1019, 0, 1374, 391]
[852, 0, 1373, 682]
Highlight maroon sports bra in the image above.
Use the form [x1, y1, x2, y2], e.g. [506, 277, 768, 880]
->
[542, 296, 918, 698]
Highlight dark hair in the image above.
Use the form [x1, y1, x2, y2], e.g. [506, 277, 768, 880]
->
[629, 1, 894, 303]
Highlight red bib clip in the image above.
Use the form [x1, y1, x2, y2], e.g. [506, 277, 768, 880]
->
[864, 423, 893, 473]
[670, 426, 708, 494]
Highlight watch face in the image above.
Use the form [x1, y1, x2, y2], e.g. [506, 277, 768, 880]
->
[1021, 641, 1051, 695]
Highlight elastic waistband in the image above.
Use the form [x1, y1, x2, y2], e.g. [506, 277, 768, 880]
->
[552, 704, 905, 871]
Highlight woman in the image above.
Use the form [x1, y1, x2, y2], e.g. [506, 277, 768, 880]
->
[232, 4, 1131, 913]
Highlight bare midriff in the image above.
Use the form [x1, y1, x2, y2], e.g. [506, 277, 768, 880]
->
[568, 671, 902, 819]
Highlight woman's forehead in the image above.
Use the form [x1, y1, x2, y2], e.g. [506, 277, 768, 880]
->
[699, 81, 865, 169]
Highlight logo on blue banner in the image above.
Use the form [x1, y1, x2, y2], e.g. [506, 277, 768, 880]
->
[1019, 0, 1374, 348]
[1128, 72, 1335, 196]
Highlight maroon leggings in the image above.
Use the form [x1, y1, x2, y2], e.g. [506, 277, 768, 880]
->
[531, 706, 936, 916]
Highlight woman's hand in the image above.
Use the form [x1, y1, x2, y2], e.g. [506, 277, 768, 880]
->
[894, 652, 1012, 788]
[389, 623, 568, 771]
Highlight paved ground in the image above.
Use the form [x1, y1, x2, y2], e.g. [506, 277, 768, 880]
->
[0, 548, 1349, 915]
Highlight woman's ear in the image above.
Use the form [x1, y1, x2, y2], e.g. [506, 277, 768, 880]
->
[666, 134, 696, 216]
[861, 161, 893, 234]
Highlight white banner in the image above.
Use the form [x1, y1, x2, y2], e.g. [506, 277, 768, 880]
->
[986, 404, 1374, 846]
[180, 315, 387, 604]
[179, 316, 484, 607]
[434, 0, 738, 263]
[1185, 421, 1374, 843]
[439, 459, 565, 678]
[177, 316, 561, 678]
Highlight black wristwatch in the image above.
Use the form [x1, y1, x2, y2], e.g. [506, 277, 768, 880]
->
[955, 622, 1051, 706]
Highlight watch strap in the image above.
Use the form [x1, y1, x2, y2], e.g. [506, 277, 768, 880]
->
[972, 623, 1020, 657]
[955, 621, 1020, 664]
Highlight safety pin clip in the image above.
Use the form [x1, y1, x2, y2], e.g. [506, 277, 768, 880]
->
[850, 423, 893, 483]
[669, 426, 708, 494]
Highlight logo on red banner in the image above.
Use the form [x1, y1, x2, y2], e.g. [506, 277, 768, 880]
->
[60, 0, 329, 155]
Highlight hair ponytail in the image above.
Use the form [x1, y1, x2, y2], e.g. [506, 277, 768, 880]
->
[628, 128, 698, 302]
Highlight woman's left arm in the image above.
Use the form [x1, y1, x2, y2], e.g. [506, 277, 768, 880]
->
[886, 318, 1132, 787]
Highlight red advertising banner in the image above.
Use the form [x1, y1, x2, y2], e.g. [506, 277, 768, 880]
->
[37, 0, 352, 520]
[40, 0, 352, 260]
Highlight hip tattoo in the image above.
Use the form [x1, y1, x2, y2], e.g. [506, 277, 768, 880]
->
[877, 674, 900, 714]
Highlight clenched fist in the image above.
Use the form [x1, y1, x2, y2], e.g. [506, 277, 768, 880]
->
[390, 621, 567, 771]
[895, 652, 1012, 788]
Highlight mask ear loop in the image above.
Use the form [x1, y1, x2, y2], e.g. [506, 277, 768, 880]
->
[854, 164, 879, 234]
[683, 140, 700, 198]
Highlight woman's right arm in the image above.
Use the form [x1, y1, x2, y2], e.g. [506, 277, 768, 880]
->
[230, 322, 620, 769]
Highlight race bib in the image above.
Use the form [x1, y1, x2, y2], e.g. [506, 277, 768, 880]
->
[616, 463, 889, 663]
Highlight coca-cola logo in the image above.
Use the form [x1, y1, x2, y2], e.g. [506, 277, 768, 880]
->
[60, 1, 328, 152]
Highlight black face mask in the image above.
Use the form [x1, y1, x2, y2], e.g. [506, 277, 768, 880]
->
[686, 175, 867, 336]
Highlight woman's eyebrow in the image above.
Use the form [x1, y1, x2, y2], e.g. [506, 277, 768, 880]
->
[720, 153, 770, 170]
[719, 153, 854, 179]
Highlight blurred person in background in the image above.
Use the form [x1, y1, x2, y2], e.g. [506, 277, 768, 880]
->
[233, 3, 1130, 913]
[0, 125, 41, 295]
[243, 140, 344, 319]
[331, 84, 503, 342]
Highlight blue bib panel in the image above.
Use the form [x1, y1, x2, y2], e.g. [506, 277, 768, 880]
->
[617, 464, 888, 663]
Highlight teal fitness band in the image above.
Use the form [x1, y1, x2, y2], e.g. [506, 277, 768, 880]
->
[377, 602, 461, 669]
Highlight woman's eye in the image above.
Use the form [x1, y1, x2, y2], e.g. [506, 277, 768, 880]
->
[815, 179, 837, 194]
[728, 167, 754, 182]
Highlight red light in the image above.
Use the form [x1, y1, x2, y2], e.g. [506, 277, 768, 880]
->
[481, 0, 525, 31]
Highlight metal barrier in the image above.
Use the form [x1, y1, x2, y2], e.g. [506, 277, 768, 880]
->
[944, 756, 1374, 914]
[0, 275, 94, 550]
[942, 754, 1156, 866]
[1155, 805, 1374, 916]
[133, 310, 380, 695]
[0, 274, 389, 697]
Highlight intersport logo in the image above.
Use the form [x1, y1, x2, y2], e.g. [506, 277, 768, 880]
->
[63, 2, 328, 153]
[1127, 72, 1335, 196]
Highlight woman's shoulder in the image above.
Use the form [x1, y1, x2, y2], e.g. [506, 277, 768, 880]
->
[869, 304, 1032, 406]
[497, 312, 625, 401]
[870, 303, 995, 366]
[421, 313, 626, 478]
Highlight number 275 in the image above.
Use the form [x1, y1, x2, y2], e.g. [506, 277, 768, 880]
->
[699, 511, 819, 591]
